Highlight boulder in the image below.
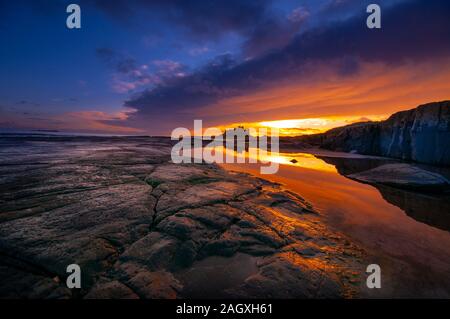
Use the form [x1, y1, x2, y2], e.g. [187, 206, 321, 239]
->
[348, 163, 449, 191]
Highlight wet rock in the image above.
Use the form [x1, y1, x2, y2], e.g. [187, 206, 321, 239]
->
[238, 228, 285, 248]
[156, 181, 254, 212]
[201, 239, 241, 257]
[227, 253, 342, 298]
[0, 264, 72, 299]
[0, 136, 365, 299]
[85, 280, 139, 299]
[148, 164, 206, 182]
[156, 214, 204, 241]
[239, 245, 276, 256]
[173, 240, 199, 268]
[184, 205, 239, 230]
[120, 232, 179, 270]
[349, 163, 449, 191]
[127, 270, 182, 299]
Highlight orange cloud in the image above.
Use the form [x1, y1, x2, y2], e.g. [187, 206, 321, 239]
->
[195, 59, 450, 132]
[56, 110, 143, 133]
[0, 108, 143, 134]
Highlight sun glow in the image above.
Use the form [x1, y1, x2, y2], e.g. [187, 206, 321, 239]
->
[221, 115, 387, 137]
[259, 118, 333, 136]
[259, 118, 329, 129]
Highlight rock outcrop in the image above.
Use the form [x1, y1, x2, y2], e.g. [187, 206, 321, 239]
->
[300, 101, 450, 166]
[348, 164, 450, 192]
[0, 135, 365, 299]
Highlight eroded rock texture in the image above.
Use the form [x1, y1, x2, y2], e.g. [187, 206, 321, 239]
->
[0, 136, 364, 299]
[300, 101, 450, 165]
[348, 164, 449, 192]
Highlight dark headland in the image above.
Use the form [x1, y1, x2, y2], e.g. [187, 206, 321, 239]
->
[297, 100, 450, 166]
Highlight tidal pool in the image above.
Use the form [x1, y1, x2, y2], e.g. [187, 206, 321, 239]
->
[218, 148, 450, 297]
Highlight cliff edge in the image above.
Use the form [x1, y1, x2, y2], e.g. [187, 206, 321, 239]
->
[300, 101, 450, 166]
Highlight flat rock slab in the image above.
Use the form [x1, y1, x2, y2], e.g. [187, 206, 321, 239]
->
[349, 163, 450, 192]
[0, 136, 365, 299]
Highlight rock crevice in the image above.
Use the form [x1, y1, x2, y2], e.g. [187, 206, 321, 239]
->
[0, 136, 365, 299]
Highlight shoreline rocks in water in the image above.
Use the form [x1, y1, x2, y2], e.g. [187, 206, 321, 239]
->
[0, 136, 365, 299]
[299, 101, 450, 166]
[348, 164, 450, 192]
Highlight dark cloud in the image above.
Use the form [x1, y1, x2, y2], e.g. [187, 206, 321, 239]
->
[319, 0, 406, 18]
[287, 0, 450, 64]
[90, 0, 272, 38]
[242, 12, 308, 57]
[88, 0, 308, 56]
[2, 0, 308, 57]
[96, 47, 188, 93]
[124, 0, 450, 121]
[125, 53, 237, 112]
[96, 48, 138, 74]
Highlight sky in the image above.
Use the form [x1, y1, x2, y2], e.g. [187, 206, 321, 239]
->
[1, 0, 450, 135]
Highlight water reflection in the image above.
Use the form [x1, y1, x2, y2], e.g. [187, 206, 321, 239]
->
[202, 150, 450, 297]
[212, 146, 450, 232]
[218, 147, 450, 296]
[377, 185, 450, 232]
[319, 155, 450, 232]
[203, 146, 338, 173]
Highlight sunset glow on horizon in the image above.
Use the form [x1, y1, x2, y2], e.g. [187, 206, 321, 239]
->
[217, 115, 388, 137]
[1, 1, 449, 135]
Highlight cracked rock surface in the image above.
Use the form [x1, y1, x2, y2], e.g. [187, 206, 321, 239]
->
[0, 136, 365, 298]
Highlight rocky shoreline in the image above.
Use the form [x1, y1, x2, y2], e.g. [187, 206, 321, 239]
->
[298, 101, 450, 166]
[0, 136, 366, 299]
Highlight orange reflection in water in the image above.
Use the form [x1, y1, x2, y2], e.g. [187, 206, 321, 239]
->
[219, 152, 450, 294]
[204, 146, 337, 173]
